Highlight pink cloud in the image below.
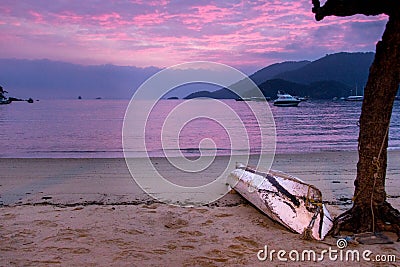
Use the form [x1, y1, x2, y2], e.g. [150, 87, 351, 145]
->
[130, 0, 169, 7]
[28, 10, 45, 23]
[132, 12, 167, 27]
[0, 0, 388, 70]
[53, 11, 85, 24]
[179, 4, 235, 30]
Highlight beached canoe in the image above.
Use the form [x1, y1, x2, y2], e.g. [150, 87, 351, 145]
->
[228, 163, 333, 240]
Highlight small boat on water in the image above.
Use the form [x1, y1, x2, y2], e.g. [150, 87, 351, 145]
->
[346, 85, 364, 101]
[345, 95, 364, 101]
[0, 93, 11, 105]
[0, 86, 11, 105]
[0, 86, 32, 104]
[273, 91, 301, 107]
[0, 98, 11, 105]
[228, 163, 333, 240]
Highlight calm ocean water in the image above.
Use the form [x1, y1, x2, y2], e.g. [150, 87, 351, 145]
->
[1, 99, 399, 158]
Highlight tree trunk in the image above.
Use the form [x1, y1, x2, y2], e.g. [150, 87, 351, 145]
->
[333, 13, 400, 238]
[311, 0, 400, 240]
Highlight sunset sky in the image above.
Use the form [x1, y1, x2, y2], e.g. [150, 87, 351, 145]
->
[0, 0, 388, 73]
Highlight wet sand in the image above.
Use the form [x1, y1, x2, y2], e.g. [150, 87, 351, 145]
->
[0, 151, 399, 266]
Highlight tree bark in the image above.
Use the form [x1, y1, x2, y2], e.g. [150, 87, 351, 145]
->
[312, 0, 400, 239]
[352, 13, 400, 234]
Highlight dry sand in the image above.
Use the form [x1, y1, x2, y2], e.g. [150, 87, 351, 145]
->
[0, 151, 399, 266]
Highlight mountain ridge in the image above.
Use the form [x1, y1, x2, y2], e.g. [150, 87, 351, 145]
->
[0, 58, 161, 99]
[274, 52, 374, 87]
[0, 52, 378, 100]
[185, 52, 375, 100]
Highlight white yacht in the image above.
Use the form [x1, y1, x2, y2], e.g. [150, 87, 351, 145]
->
[273, 92, 301, 107]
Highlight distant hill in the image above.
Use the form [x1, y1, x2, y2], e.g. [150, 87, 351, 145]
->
[246, 60, 310, 84]
[275, 52, 374, 87]
[0, 52, 378, 100]
[0, 58, 160, 99]
[185, 52, 375, 99]
[184, 89, 239, 99]
[224, 60, 310, 95]
[187, 60, 311, 100]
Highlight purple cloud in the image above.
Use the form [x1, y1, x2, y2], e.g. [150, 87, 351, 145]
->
[0, 0, 387, 71]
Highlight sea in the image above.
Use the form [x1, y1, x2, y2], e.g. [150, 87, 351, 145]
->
[1, 99, 400, 158]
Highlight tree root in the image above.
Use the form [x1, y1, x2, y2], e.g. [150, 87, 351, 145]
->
[330, 201, 400, 242]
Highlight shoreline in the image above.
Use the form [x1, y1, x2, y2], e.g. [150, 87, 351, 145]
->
[1, 151, 399, 266]
[0, 151, 400, 207]
[1, 151, 399, 209]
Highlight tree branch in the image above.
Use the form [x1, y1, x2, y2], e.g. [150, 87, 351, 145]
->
[312, 0, 397, 21]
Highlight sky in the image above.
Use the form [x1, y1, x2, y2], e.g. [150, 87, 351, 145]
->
[0, 0, 388, 73]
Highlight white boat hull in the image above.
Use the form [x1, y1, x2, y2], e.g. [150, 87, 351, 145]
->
[228, 164, 333, 240]
[273, 101, 300, 107]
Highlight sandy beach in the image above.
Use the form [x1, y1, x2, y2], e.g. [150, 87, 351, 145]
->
[1, 151, 399, 266]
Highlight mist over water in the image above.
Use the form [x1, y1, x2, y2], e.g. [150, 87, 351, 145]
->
[1, 99, 399, 158]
